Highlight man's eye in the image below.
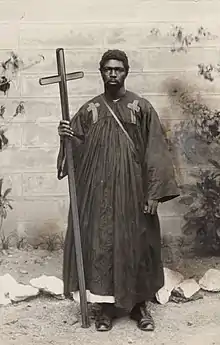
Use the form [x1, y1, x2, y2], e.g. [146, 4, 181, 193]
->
[103, 68, 125, 73]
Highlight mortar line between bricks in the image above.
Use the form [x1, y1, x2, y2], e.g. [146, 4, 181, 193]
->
[2, 121, 51, 125]
[1, 164, 214, 174]
[1, 170, 57, 173]
[18, 167, 199, 174]
[21, 173, 24, 198]
[21, 172, 65, 175]
[10, 118, 189, 124]
[18, 45, 220, 50]
[0, 0, 215, 2]
[20, 146, 60, 148]
[19, 70, 216, 75]
[14, 45, 220, 49]
[9, 94, 220, 100]
[22, 194, 69, 198]
[22, 197, 69, 201]
[15, 20, 220, 24]
[20, 124, 24, 149]
[19, 69, 209, 75]
[16, 93, 220, 98]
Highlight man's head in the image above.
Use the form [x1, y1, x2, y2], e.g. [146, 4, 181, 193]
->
[99, 49, 129, 89]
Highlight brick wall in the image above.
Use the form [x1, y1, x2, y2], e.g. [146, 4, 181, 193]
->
[1, 0, 219, 243]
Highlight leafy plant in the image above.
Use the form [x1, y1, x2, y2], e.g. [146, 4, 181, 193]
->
[0, 76, 10, 94]
[0, 128, 9, 150]
[180, 160, 220, 254]
[1, 51, 23, 72]
[150, 28, 161, 36]
[168, 80, 220, 148]
[38, 232, 65, 252]
[169, 26, 217, 53]
[0, 52, 24, 95]
[167, 80, 220, 254]
[0, 51, 44, 250]
[0, 178, 13, 249]
[13, 232, 28, 250]
[198, 63, 220, 82]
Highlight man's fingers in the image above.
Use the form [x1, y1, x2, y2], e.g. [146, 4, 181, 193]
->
[151, 201, 159, 215]
[151, 206, 156, 215]
[59, 130, 74, 136]
[150, 206, 155, 215]
[60, 133, 74, 138]
[144, 205, 148, 214]
[58, 122, 74, 135]
[59, 128, 74, 135]
[144, 204, 151, 214]
[58, 128, 74, 138]
[60, 120, 70, 125]
[147, 201, 153, 214]
[59, 124, 72, 131]
[144, 201, 158, 215]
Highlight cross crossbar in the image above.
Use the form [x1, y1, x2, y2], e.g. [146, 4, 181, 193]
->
[39, 71, 84, 86]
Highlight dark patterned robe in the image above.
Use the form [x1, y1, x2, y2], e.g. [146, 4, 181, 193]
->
[57, 90, 179, 312]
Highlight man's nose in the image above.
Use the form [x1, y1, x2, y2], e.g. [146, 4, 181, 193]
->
[110, 70, 117, 77]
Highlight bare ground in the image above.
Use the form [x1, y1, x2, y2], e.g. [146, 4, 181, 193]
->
[1, 248, 220, 345]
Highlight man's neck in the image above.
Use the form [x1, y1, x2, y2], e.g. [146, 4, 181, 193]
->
[104, 86, 126, 101]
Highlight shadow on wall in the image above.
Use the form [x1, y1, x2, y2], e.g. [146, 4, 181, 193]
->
[25, 221, 65, 251]
[164, 79, 220, 257]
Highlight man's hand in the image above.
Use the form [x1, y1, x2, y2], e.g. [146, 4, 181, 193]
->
[58, 120, 75, 139]
[144, 200, 159, 215]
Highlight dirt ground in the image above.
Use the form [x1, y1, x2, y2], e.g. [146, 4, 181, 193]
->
[1, 248, 220, 345]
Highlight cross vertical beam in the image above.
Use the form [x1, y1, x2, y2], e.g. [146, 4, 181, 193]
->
[39, 48, 90, 328]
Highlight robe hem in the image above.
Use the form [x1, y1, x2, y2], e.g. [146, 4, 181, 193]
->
[71, 290, 115, 303]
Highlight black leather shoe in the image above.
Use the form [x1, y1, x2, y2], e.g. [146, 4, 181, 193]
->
[95, 303, 114, 331]
[95, 314, 113, 331]
[130, 302, 155, 331]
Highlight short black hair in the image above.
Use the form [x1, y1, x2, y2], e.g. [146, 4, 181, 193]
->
[99, 49, 130, 74]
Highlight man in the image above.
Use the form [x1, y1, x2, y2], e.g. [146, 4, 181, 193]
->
[57, 49, 179, 332]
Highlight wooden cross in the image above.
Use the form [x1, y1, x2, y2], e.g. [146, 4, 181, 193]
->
[39, 48, 90, 328]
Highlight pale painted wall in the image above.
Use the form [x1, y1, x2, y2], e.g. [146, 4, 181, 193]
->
[1, 0, 219, 243]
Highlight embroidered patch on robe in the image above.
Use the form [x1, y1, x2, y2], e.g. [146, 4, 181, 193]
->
[127, 100, 140, 124]
[87, 102, 100, 123]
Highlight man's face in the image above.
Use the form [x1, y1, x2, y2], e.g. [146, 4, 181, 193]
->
[100, 59, 127, 89]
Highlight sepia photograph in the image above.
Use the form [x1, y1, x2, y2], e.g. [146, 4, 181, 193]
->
[1, 0, 220, 344]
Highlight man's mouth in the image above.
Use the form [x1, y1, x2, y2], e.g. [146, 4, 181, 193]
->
[108, 80, 118, 84]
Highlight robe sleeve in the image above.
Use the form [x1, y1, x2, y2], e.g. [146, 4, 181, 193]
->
[142, 100, 180, 203]
[57, 106, 88, 180]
